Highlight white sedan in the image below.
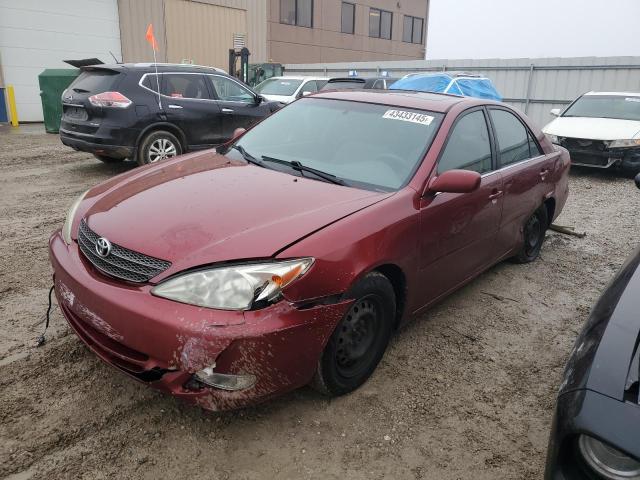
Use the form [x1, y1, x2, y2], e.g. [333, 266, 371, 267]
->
[254, 76, 328, 104]
[543, 91, 640, 172]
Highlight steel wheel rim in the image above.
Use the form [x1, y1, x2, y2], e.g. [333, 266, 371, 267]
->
[335, 295, 382, 379]
[524, 214, 542, 256]
[148, 138, 177, 163]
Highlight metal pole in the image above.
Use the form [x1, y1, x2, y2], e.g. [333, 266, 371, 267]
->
[7, 85, 18, 127]
[524, 63, 535, 113]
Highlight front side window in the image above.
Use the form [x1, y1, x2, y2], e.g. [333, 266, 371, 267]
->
[370, 8, 392, 39]
[161, 74, 209, 99]
[438, 110, 492, 174]
[281, 0, 313, 27]
[403, 15, 423, 44]
[209, 76, 254, 103]
[300, 80, 319, 94]
[562, 95, 640, 121]
[233, 98, 443, 191]
[341, 2, 355, 34]
[490, 109, 533, 167]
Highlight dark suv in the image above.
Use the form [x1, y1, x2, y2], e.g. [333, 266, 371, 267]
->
[59, 63, 281, 165]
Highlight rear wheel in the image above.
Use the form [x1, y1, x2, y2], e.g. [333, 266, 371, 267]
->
[137, 130, 182, 166]
[512, 205, 549, 263]
[93, 153, 124, 163]
[311, 272, 395, 397]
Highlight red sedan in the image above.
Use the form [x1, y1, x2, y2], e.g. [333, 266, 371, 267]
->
[49, 90, 570, 411]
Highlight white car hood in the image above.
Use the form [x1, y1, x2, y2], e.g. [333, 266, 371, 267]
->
[260, 94, 294, 104]
[543, 116, 640, 140]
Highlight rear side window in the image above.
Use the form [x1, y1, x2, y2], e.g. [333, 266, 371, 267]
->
[161, 74, 210, 99]
[438, 110, 492, 174]
[490, 109, 541, 166]
[70, 70, 120, 93]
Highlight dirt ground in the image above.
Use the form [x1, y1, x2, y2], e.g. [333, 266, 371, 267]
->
[1, 123, 639, 480]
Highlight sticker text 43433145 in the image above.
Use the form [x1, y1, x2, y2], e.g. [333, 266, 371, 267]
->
[382, 109, 434, 126]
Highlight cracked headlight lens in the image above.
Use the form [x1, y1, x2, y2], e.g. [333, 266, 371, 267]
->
[151, 258, 314, 310]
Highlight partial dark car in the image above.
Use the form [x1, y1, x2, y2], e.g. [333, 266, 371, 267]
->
[50, 90, 569, 411]
[546, 174, 640, 480]
[59, 63, 281, 165]
[320, 76, 398, 91]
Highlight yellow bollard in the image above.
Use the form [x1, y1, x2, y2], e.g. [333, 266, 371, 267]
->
[6, 85, 18, 127]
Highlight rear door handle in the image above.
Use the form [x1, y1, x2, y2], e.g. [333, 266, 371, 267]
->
[488, 190, 503, 200]
[168, 104, 183, 109]
[222, 108, 234, 113]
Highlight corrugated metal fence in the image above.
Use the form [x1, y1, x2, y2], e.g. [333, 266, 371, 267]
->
[284, 56, 640, 128]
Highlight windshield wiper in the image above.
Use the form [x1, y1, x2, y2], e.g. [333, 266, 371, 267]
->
[261, 155, 347, 186]
[233, 145, 267, 168]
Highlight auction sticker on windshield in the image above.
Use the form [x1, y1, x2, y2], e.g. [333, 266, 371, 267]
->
[382, 109, 434, 126]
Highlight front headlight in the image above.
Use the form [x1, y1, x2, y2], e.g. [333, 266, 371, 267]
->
[62, 190, 89, 245]
[546, 134, 561, 145]
[151, 258, 314, 310]
[579, 434, 640, 479]
[607, 139, 640, 149]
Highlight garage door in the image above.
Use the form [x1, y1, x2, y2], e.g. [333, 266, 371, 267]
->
[164, 1, 246, 71]
[0, 0, 122, 122]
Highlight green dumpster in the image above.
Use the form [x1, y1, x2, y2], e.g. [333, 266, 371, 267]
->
[38, 69, 79, 133]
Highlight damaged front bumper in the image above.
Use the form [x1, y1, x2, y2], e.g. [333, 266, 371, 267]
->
[49, 231, 350, 411]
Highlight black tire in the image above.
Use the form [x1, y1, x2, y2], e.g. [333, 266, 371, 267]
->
[137, 130, 182, 166]
[93, 153, 124, 163]
[512, 205, 549, 263]
[311, 272, 395, 397]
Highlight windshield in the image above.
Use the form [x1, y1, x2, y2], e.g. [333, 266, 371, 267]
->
[563, 95, 640, 121]
[232, 98, 443, 191]
[255, 78, 303, 96]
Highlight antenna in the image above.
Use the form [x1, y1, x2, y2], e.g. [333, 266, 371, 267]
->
[109, 51, 121, 64]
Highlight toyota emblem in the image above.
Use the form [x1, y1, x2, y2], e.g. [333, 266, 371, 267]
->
[95, 237, 112, 258]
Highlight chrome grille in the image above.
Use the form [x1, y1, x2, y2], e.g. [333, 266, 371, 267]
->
[77, 219, 171, 283]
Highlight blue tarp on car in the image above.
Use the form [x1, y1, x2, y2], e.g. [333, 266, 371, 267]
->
[390, 73, 502, 101]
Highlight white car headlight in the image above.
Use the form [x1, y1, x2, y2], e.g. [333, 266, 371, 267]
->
[546, 134, 561, 145]
[579, 434, 640, 479]
[151, 258, 314, 310]
[62, 190, 89, 245]
[607, 139, 640, 148]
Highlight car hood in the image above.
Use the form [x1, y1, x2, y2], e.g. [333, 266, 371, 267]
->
[560, 246, 640, 400]
[260, 93, 294, 103]
[543, 116, 640, 140]
[81, 150, 390, 281]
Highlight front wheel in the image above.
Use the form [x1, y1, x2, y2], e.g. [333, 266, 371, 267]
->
[137, 130, 182, 166]
[311, 272, 395, 397]
[512, 205, 549, 263]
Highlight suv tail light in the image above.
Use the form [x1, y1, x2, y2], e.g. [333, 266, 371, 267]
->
[88, 91, 132, 108]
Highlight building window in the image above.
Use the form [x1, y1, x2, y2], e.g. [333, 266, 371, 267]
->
[403, 15, 424, 44]
[369, 8, 392, 40]
[280, 0, 313, 28]
[341, 2, 355, 34]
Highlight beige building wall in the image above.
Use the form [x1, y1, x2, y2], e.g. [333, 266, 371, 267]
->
[118, 0, 268, 68]
[267, 0, 429, 64]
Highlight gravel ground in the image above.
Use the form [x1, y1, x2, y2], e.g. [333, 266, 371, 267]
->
[1, 124, 639, 480]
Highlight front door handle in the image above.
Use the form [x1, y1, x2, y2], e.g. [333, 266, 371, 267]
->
[539, 169, 549, 179]
[168, 104, 183, 109]
[221, 108, 234, 113]
[488, 190, 503, 200]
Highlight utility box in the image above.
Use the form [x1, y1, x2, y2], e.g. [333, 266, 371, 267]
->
[38, 69, 79, 133]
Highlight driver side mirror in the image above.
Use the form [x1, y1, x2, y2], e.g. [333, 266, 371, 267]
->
[427, 169, 481, 194]
[550, 108, 561, 117]
[254, 94, 264, 105]
[635, 173, 640, 190]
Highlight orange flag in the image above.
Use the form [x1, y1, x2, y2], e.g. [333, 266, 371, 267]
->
[145, 23, 158, 51]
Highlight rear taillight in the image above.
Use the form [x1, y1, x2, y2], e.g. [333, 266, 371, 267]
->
[88, 91, 132, 108]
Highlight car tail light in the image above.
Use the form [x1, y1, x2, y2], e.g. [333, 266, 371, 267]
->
[88, 91, 132, 108]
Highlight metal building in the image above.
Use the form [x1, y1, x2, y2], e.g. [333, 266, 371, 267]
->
[0, 0, 429, 122]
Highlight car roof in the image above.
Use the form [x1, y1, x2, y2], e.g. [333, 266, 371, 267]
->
[310, 89, 486, 113]
[266, 76, 327, 81]
[81, 63, 228, 74]
[584, 91, 640, 97]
